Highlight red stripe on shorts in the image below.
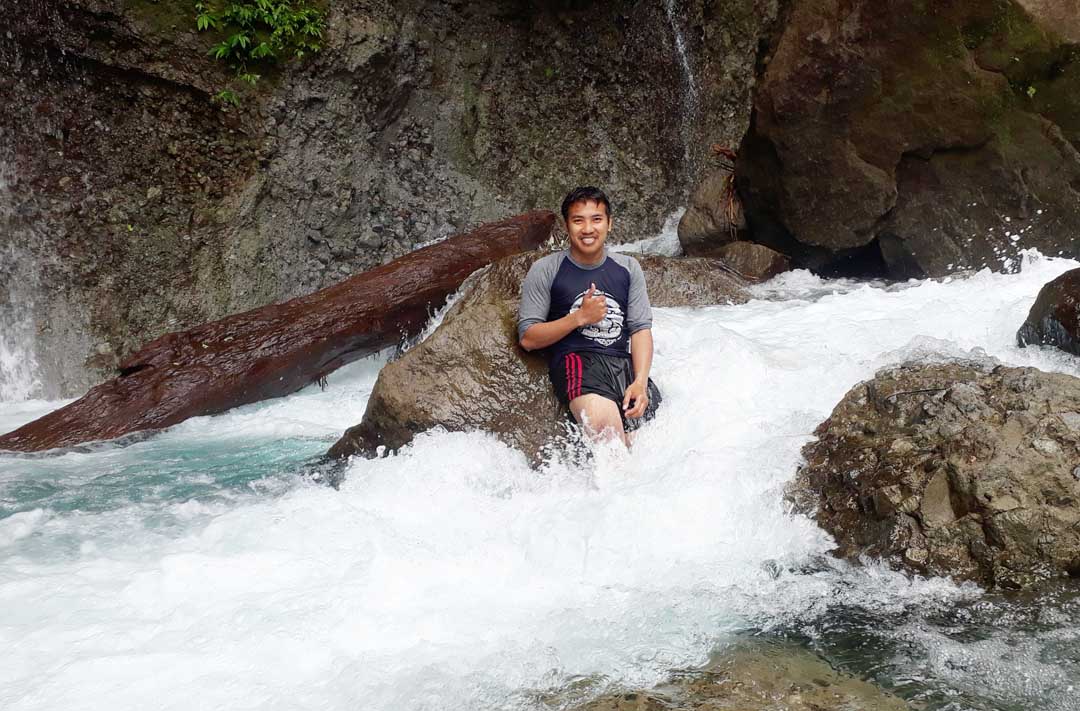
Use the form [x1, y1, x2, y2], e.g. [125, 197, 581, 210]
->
[572, 353, 583, 399]
[565, 354, 576, 401]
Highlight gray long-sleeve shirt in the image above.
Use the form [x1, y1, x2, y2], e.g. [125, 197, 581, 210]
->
[517, 250, 652, 366]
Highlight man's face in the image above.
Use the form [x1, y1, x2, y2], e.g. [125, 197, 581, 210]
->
[565, 199, 611, 264]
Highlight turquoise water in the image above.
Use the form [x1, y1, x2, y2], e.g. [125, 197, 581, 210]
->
[1, 436, 321, 518]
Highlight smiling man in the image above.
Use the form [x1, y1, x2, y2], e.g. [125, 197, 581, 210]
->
[517, 186, 662, 444]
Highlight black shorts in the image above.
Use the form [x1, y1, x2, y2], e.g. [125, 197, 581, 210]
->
[549, 351, 662, 431]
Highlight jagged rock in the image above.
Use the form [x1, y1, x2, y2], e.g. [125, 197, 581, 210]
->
[1018, 267, 1080, 356]
[0, 212, 554, 453]
[716, 242, 791, 282]
[790, 361, 1080, 589]
[574, 640, 910, 711]
[327, 252, 750, 463]
[677, 168, 749, 256]
[738, 0, 1080, 278]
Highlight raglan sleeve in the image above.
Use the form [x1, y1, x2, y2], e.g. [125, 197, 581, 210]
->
[517, 258, 553, 342]
[625, 258, 653, 335]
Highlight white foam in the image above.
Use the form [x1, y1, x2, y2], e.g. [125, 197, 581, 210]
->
[611, 210, 684, 256]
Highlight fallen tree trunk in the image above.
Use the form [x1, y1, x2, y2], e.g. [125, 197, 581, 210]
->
[0, 211, 555, 453]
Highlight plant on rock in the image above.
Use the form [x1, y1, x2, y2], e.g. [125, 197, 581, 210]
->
[194, 0, 325, 104]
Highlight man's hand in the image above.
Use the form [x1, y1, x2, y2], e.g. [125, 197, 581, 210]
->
[576, 283, 607, 327]
[622, 379, 648, 418]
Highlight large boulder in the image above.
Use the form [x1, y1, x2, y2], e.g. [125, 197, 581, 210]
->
[327, 252, 750, 463]
[790, 361, 1080, 589]
[738, 0, 1080, 278]
[715, 242, 792, 282]
[0, 212, 554, 453]
[1018, 267, 1080, 356]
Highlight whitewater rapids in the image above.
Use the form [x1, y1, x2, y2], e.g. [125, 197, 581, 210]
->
[2, 251, 1079, 711]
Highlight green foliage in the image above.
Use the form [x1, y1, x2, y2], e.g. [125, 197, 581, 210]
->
[195, 0, 324, 98]
[214, 88, 241, 106]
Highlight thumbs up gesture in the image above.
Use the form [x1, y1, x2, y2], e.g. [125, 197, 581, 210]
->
[576, 283, 607, 326]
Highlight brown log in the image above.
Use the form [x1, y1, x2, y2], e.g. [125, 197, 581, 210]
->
[0, 211, 556, 452]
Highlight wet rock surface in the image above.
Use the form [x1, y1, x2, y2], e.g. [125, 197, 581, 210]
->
[0, 212, 553, 453]
[790, 361, 1080, 589]
[715, 241, 791, 282]
[575, 640, 910, 711]
[3, 0, 778, 395]
[1018, 267, 1080, 356]
[327, 251, 749, 463]
[738, 0, 1080, 278]
[677, 165, 749, 256]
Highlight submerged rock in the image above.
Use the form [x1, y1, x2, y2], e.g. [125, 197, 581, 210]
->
[791, 361, 1080, 589]
[1018, 268, 1080, 356]
[0, 212, 554, 453]
[327, 252, 749, 463]
[575, 640, 910, 711]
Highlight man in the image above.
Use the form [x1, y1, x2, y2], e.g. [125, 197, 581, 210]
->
[517, 186, 661, 444]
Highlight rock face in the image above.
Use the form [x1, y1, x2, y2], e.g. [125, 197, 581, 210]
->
[738, 0, 1080, 278]
[0, 212, 553, 453]
[1018, 268, 1080, 356]
[576, 641, 910, 711]
[791, 361, 1080, 589]
[327, 251, 749, 463]
[3, 0, 779, 396]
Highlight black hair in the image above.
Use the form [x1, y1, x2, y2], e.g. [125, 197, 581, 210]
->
[560, 186, 612, 222]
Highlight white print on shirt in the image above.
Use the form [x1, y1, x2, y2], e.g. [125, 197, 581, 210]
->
[570, 288, 624, 347]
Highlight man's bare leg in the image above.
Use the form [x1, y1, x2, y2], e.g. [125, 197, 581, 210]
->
[569, 393, 627, 446]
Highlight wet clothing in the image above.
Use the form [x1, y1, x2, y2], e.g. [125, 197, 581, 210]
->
[517, 250, 652, 367]
[517, 249, 661, 425]
[549, 351, 663, 430]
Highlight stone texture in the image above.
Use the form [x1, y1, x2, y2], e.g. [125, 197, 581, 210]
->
[790, 361, 1080, 589]
[1018, 267, 1080, 356]
[1017, 0, 1080, 41]
[677, 166, 748, 256]
[716, 241, 791, 282]
[2, 0, 779, 396]
[574, 640, 910, 711]
[737, 0, 1080, 278]
[327, 251, 749, 463]
[0, 212, 553, 453]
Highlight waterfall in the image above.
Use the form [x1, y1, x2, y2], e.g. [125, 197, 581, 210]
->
[663, 0, 700, 163]
[0, 155, 43, 402]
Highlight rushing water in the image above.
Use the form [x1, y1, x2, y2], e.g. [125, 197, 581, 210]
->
[2, 251, 1080, 711]
[662, 0, 699, 165]
[0, 157, 43, 402]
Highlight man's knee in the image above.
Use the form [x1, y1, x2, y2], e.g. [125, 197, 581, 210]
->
[569, 393, 624, 438]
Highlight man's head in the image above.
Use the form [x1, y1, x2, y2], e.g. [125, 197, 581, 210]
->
[560, 186, 612, 223]
[561, 186, 612, 265]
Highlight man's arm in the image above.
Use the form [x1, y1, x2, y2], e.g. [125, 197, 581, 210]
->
[520, 283, 606, 351]
[623, 328, 653, 418]
[621, 257, 654, 418]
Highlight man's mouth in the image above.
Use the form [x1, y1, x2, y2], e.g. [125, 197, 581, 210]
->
[580, 237, 597, 245]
